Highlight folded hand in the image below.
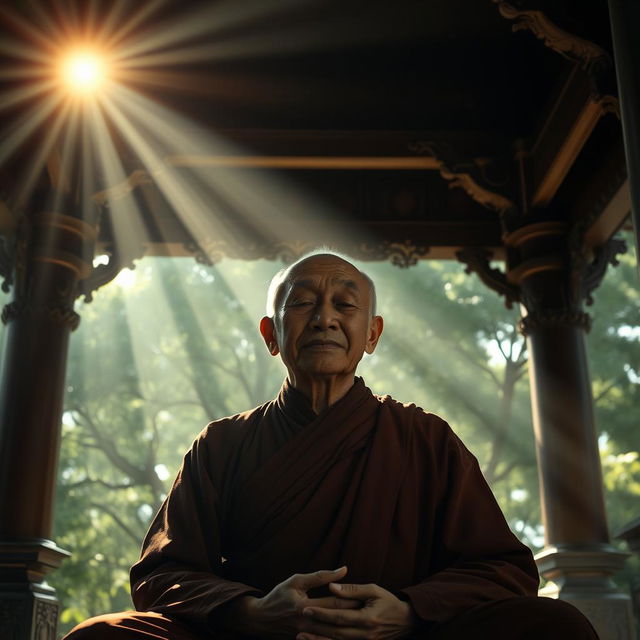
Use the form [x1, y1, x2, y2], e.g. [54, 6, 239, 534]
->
[296, 580, 417, 640]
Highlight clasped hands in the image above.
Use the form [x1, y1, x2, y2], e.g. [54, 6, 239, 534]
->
[225, 566, 416, 640]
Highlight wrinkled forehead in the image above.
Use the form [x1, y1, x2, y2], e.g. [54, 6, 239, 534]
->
[271, 256, 371, 312]
[285, 256, 365, 291]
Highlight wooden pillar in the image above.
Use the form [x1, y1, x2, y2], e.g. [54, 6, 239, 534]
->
[0, 202, 95, 639]
[503, 222, 635, 640]
[608, 0, 640, 265]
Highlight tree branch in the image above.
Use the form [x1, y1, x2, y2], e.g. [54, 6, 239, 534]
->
[66, 477, 133, 490]
[88, 502, 141, 545]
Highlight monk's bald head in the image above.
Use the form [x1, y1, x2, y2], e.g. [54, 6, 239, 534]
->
[265, 252, 377, 319]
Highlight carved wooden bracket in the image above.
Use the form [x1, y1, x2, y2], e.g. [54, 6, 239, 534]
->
[569, 228, 627, 308]
[77, 242, 148, 303]
[408, 141, 516, 217]
[493, 1, 611, 71]
[455, 247, 520, 308]
[493, 0, 618, 107]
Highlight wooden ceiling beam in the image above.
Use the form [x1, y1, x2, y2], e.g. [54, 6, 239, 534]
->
[529, 66, 618, 208]
[583, 179, 631, 249]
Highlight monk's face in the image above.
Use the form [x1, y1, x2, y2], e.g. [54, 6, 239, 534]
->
[261, 255, 383, 386]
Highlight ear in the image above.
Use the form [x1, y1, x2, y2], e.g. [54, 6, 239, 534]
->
[259, 316, 280, 356]
[365, 315, 384, 354]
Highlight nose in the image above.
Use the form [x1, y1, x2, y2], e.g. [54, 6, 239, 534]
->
[309, 301, 338, 330]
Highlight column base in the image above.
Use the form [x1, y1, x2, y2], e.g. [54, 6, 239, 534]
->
[0, 538, 70, 640]
[535, 544, 636, 640]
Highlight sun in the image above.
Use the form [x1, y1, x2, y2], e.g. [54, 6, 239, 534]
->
[59, 49, 108, 94]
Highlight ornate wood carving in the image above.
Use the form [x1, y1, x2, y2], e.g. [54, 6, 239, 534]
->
[493, 1, 611, 73]
[0, 232, 16, 292]
[493, 1, 618, 109]
[358, 240, 430, 268]
[184, 238, 431, 269]
[456, 247, 519, 307]
[1, 213, 98, 329]
[408, 141, 515, 216]
[78, 242, 148, 302]
[519, 310, 591, 335]
[461, 217, 626, 335]
[569, 226, 627, 307]
[34, 599, 58, 640]
[2, 294, 81, 330]
[0, 597, 59, 640]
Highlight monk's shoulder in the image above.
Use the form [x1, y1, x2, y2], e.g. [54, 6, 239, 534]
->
[198, 402, 270, 446]
[185, 402, 270, 464]
[375, 393, 461, 448]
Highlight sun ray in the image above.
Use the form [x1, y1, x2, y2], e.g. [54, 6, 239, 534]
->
[0, 36, 52, 65]
[13, 100, 74, 209]
[103, 82, 372, 261]
[0, 92, 64, 167]
[87, 99, 150, 265]
[112, 0, 303, 63]
[0, 81, 56, 111]
[102, 0, 171, 51]
[0, 5, 63, 59]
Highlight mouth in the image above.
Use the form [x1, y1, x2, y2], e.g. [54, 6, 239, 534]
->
[303, 340, 343, 349]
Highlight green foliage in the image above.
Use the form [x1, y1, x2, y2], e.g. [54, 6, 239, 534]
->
[49, 246, 640, 637]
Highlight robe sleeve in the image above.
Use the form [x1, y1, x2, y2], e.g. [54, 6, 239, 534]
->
[129, 429, 261, 632]
[399, 415, 539, 623]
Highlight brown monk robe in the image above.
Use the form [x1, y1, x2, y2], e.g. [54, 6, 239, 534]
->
[64, 379, 596, 640]
[65, 253, 597, 639]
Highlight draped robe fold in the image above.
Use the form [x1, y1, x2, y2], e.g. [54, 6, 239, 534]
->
[131, 378, 538, 634]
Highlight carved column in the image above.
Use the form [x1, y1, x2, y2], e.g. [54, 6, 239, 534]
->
[459, 221, 635, 640]
[508, 222, 634, 640]
[0, 199, 96, 640]
[608, 0, 640, 263]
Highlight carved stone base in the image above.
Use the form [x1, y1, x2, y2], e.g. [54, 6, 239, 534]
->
[0, 586, 59, 640]
[536, 544, 636, 640]
[0, 539, 70, 640]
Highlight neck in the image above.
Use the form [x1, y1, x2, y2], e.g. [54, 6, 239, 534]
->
[289, 375, 355, 413]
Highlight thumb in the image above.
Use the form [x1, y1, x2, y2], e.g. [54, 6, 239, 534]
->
[293, 567, 348, 591]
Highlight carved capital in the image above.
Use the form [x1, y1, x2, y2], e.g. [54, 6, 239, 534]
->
[1, 299, 81, 330]
[519, 310, 591, 335]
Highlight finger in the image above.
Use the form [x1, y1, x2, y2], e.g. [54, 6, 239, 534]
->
[292, 567, 348, 591]
[300, 619, 367, 639]
[306, 596, 361, 610]
[329, 582, 380, 600]
[302, 606, 369, 628]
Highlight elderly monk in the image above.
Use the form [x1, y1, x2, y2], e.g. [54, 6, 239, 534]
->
[65, 253, 597, 639]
